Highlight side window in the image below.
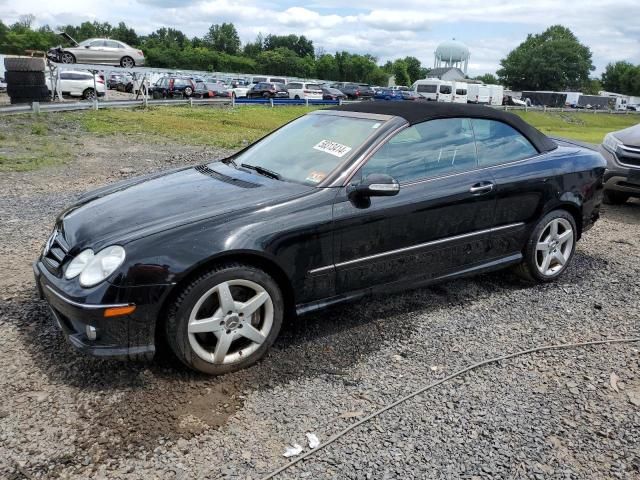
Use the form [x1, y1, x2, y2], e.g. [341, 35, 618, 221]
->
[360, 118, 477, 184]
[105, 40, 119, 48]
[90, 40, 105, 47]
[471, 119, 538, 167]
[60, 72, 72, 80]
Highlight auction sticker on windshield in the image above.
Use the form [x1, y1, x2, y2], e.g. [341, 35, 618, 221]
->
[313, 140, 352, 158]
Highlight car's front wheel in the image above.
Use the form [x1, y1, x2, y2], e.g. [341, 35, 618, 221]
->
[120, 56, 135, 68]
[60, 52, 75, 64]
[603, 190, 629, 205]
[516, 210, 577, 282]
[165, 263, 283, 375]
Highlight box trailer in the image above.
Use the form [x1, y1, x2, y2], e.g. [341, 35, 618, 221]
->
[577, 95, 614, 110]
[521, 91, 567, 108]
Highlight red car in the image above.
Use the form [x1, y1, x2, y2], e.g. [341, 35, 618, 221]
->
[195, 82, 231, 98]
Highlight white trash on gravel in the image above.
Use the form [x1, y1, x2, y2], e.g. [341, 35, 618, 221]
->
[283, 444, 303, 458]
[306, 433, 320, 449]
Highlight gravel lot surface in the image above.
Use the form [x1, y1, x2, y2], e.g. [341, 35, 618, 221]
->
[0, 115, 638, 479]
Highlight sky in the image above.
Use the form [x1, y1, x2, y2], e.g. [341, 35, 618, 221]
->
[2, 0, 640, 76]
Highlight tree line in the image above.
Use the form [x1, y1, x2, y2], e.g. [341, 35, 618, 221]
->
[2, 17, 638, 95]
[0, 16, 428, 86]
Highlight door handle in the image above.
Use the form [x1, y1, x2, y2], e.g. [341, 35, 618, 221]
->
[469, 182, 494, 194]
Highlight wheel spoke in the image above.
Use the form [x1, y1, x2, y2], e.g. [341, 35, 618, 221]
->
[541, 252, 552, 273]
[557, 230, 573, 245]
[536, 242, 550, 252]
[217, 282, 236, 313]
[554, 251, 567, 266]
[549, 220, 558, 238]
[239, 324, 266, 344]
[189, 314, 224, 334]
[213, 333, 233, 363]
[239, 291, 269, 317]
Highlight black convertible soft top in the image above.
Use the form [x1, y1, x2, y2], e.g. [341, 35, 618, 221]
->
[328, 101, 558, 153]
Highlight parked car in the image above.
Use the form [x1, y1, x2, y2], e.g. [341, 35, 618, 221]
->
[45, 70, 106, 100]
[599, 124, 640, 204]
[0, 76, 6, 92]
[286, 82, 323, 100]
[467, 84, 491, 104]
[321, 87, 346, 101]
[148, 76, 196, 98]
[246, 82, 288, 99]
[47, 32, 145, 68]
[249, 76, 287, 85]
[337, 83, 375, 100]
[229, 84, 252, 98]
[35, 102, 606, 375]
[106, 73, 126, 89]
[399, 90, 420, 101]
[194, 82, 231, 98]
[374, 88, 403, 101]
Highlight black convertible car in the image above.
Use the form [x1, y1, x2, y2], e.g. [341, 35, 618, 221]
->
[35, 102, 606, 374]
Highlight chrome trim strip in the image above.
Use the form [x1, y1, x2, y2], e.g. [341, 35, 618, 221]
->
[311, 109, 396, 121]
[44, 285, 131, 310]
[308, 222, 525, 274]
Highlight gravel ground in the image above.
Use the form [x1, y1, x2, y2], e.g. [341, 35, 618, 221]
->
[0, 114, 638, 480]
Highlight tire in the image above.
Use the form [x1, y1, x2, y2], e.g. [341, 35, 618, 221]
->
[120, 56, 135, 68]
[59, 52, 76, 64]
[7, 85, 49, 98]
[603, 190, 629, 205]
[515, 210, 577, 283]
[183, 86, 193, 97]
[82, 88, 96, 100]
[152, 90, 162, 99]
[294, 95, 300, 100]
[263, 92, 270, 99]
[165, 263, 284, 375]
[5, 71, 45, 86]
[4, 57, 45, 72]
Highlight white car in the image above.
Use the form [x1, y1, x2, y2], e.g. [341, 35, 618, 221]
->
[228, 83, 253, 98]
[286, 82, 323, 100]
[46, 70, 106, 100]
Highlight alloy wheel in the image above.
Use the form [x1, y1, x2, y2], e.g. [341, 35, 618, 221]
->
[535, 218, 574, 276]
[121, 57, 134, 68]
[187, 279, 274, 365]
[84, 88, 96, 100]
[61, 53, 74, 64]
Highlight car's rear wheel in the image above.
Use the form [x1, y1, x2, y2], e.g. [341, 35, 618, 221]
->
[120, 56, 135, 68]
[515, 210, 577, 283]
[60, 52, 75, 64]
[165, 263, 283, 375]
[82, 88, 96, 100]
[603, 190, 630, 205]
[183, 86, 193, 97]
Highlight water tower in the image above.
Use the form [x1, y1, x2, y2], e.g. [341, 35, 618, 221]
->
[434, 39, 470, 74]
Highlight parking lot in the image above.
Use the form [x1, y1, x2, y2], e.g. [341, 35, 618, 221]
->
[0, 110, 639, 480]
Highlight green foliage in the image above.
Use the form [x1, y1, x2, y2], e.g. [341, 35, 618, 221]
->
[0, 16, 416, 84]
[392, 60, 411, 87]
[204, 23, 240, 55]
[497, 25, 594, 91]
[475, 73, 498, 84]
[601, 61, 640, 96]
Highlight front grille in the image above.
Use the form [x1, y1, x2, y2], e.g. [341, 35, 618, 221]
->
[42, 230, 70, 276]
[618, 155, 640, 168]
[194, 164, 260, 188]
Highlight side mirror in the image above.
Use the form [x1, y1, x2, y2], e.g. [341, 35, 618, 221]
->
[84, 45, 90, 49]
[347, 173, 400, 199]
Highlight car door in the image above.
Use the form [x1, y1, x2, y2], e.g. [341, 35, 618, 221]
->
[58, 72, 73, 94]
[332, 117, 497, 295]
[470, 118, 550, 258]
[102, 40, 121, 65]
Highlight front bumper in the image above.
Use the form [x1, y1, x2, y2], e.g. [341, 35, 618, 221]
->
[600, 145, 640, 196]
[34, 261, 171, 360]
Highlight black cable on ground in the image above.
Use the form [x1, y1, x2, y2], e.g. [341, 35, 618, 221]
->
[260, 337, 640, 480]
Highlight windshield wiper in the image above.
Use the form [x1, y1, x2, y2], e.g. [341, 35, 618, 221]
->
[240, 163, 281, 180]
[222, 157, 238, 168]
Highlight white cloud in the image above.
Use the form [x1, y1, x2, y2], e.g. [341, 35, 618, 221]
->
[2, 0, 639, 75]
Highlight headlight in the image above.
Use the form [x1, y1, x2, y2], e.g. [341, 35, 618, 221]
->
[64, 249, 94, 279]
[78, 246, 126, 287]
[602, 133, 622, 153]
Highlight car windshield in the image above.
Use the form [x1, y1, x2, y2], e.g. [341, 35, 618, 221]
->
[231, 113, 383, 185]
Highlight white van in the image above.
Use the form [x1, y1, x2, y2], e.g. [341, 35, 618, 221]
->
[249, 76, 288, 85]
[412, 79, 452, 102]
[467, 84, 490, 104]
[488, 84, 504, 106]
[286, 81, 323, 100]
[452, 81, 468, 103]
